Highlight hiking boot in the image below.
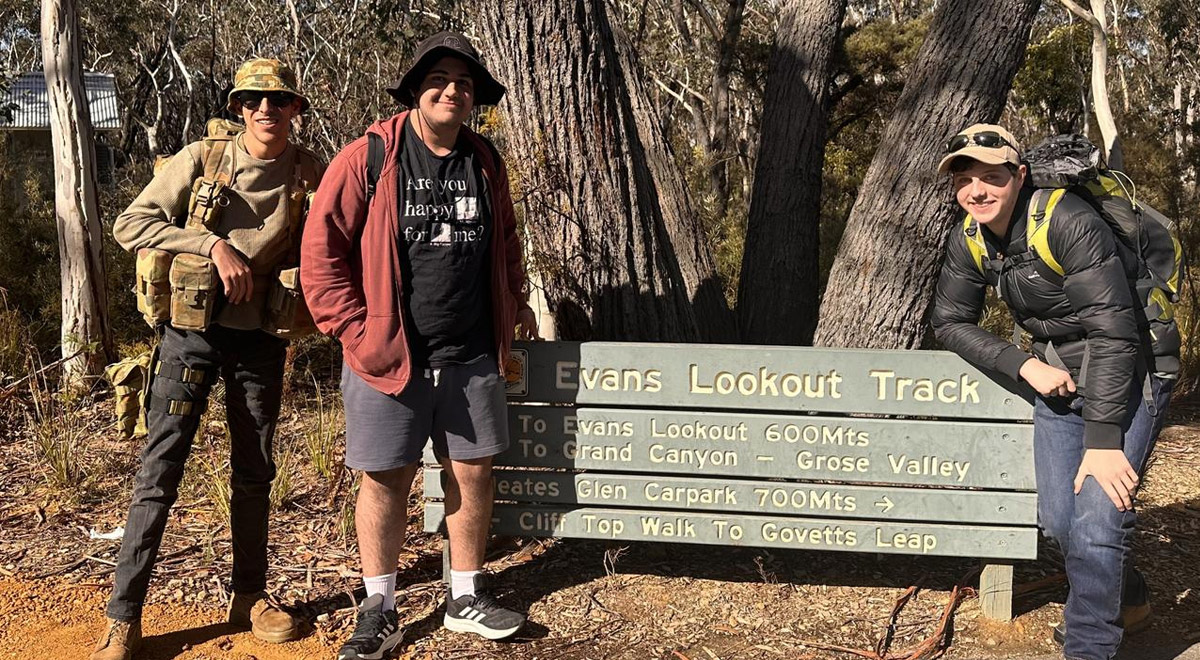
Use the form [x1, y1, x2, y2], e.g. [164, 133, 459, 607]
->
[90, 617, 142, 660]
[1052, 602, 1153, 646]
[227, 590, 302, 643]
[443, 574, 525, 640]
[337, 594, 404, 660]
[1121, 601, 1152, 634]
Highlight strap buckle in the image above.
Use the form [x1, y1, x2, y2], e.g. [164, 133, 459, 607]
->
[155, 362, 210, 385]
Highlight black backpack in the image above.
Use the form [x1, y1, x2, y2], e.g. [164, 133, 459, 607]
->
[1024, 134, 1183, 374]
[1022, 134, 1184, 311]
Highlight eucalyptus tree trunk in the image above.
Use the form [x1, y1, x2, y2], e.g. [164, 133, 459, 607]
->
[42, 0, 115, 385]
[814, 0, 1041, 349]
[476, 0, 735, 342]
[737, 0, 848, 345]
[1061, 0, 1123, 169]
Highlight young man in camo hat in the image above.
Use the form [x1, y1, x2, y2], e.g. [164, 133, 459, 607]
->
[91, 58, 325, 660]
[302, 30, 538, 659]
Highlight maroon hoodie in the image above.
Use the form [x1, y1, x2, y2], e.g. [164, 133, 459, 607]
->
[300, 112, 530, 395]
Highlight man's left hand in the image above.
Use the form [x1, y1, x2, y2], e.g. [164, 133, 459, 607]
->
[1074, 449, 1139, 511]
[516, 308, 540, 340]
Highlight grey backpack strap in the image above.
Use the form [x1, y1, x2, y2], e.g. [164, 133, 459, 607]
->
[1044, 340, 1069, 372]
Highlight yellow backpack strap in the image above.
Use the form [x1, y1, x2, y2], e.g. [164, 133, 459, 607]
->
[962, 215, 987, 275]
[1026, 188, 1067, 277]
[1147, 288, 1175, 321]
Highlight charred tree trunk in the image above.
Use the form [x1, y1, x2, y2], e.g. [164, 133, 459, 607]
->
[814, 0, 1041, 348]
[41, 0, 115, 385]
[737, 0, 847, 345]
[477, 0, 735, 342]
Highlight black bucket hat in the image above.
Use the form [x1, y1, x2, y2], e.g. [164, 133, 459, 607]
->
[386, 31, 506, 107]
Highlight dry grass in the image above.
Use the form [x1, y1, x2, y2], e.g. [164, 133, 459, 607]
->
[270, 440, 296, 510]
[23, 381, 87, 496]
[301, 375, 343, 483]
[198, 452, 233, 524]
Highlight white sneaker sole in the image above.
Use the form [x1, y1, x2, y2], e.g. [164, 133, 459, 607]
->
[443, 613, 523, 640]
[337, 628, 404, 660]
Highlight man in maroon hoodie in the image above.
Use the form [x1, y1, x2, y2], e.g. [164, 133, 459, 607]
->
[301, 32, 537, 658]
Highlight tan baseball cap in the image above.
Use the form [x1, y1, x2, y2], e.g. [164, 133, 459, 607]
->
[936, 123, 1021, 174]
[227, 58, 309, 113]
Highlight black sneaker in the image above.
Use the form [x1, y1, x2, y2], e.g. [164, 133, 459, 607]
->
[337, 594, 404, 660]
[443, 575, 526, 640]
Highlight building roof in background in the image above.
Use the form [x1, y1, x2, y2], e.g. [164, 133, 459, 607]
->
[0, 71, 120, 131]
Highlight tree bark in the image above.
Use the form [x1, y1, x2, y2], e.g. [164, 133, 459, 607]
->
[706, 0, 747, 223]
[41, 0, 115, 385]
[476, 0, 735, 342]
[737, 0, 847, 345]
[814, 0, 1041, 349]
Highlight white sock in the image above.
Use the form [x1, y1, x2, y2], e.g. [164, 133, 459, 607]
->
[450, 569, 480, 600]
[363, 573, 397, 611]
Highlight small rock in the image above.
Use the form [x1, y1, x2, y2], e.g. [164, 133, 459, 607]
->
[316, 613, 329, 623]
[985, 638, 998, 647]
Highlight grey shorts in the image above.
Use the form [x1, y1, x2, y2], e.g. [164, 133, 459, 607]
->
[341, 357, 510, 472]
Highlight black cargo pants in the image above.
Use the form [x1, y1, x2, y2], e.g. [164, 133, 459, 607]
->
[107, 325, 287, 621]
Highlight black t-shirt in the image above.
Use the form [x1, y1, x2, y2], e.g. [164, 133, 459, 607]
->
[397, 118, 493, 367]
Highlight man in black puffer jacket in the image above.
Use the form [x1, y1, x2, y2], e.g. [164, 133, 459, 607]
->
[930, 123, 1173, 660]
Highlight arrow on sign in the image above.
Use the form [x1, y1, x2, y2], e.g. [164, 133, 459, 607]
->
[875, 496, 894, 513]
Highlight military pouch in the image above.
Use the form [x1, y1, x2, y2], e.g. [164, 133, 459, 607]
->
[103, 351, 152, 439]
[169, 254, 219, 331]
[264, 266, 316, 339]
[134, 248, 173, 328]
[187, 177, 229, 231]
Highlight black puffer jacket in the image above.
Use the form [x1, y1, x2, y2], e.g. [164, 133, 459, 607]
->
[931, 186, 1140, 449]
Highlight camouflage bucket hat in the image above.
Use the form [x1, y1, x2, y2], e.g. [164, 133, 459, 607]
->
[227, 58, 310, 113]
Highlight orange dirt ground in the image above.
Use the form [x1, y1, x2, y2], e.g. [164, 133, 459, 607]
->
[0, 577, 331, 660]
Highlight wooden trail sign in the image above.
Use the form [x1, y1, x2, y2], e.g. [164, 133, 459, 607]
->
[425, 342, 1039, 621]
[502, 341, 1033, 418]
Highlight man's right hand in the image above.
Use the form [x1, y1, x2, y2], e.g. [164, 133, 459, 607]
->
[1019, 357, 1076, 397]
[211, 240, 253, 305]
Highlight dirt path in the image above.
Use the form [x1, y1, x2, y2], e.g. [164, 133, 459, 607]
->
[0, 578, 330, 659]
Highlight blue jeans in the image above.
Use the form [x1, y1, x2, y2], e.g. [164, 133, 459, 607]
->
[1034, 375, 1173, 660]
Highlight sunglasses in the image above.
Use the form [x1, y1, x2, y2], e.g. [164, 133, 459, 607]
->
[235, 91, 297, 109]
[945, 131, 1014, 153]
